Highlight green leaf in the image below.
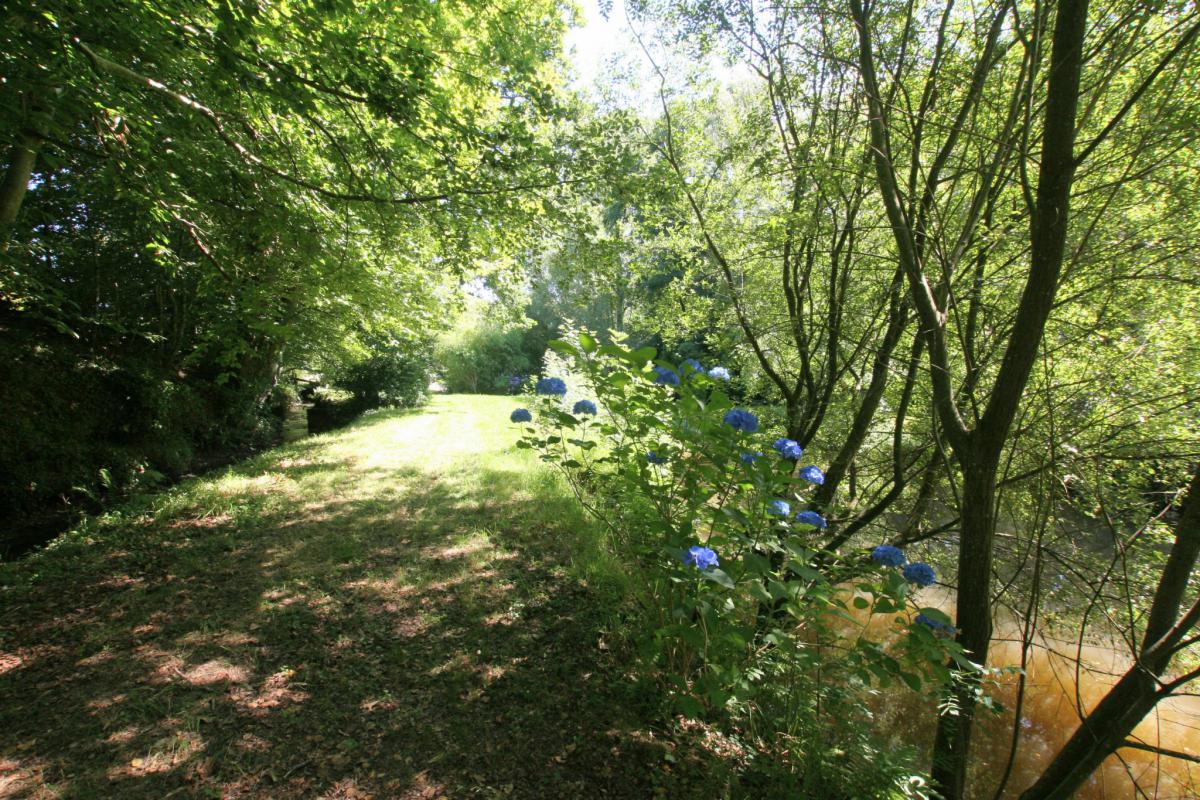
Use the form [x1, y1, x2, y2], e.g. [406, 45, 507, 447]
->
[547, 339, 578, 357]
[702, 568, 735, 589]
[742, 550, 772, 575]
[749, 582, 773, 604]
[720, 506, 753, 527]
[675, 694, 704, 718]
[628, 346, 657, 366]
[917, 607, 953, 625]
[578, 331, 597, 353]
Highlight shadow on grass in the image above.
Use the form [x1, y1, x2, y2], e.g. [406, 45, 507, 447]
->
[0, 407, 726, 799]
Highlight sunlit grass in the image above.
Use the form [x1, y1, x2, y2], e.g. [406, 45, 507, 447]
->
[0, 395, 711, 800]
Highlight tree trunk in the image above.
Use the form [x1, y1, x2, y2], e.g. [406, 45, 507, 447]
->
[0, 91, 54, 242]
[1019, 467, 1200, 799]
[927, 0, 1090, 793]
[930, 456, 998, 797]
[0, 140, 39, 229]
[811, 297, 908, 509]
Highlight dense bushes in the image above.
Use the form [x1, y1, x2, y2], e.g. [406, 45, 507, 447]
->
[508, 331, 965, 795]
[304, 331, 432, 434]
[331, 331, 431, 409]
[435, 320, 534, 394]
[0, 319, 284, 518]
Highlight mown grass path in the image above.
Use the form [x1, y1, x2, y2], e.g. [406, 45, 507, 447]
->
[0, 396, 714, 799]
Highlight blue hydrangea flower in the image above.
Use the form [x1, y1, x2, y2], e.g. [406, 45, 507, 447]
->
[683, 545, 719, 571]
[767, 499, 791, 517]
[646, 451, 668, 465]
[572, 399, 598, 416]
[707, 366, 731, 381]
[773, 438, 803, 460]
[508, 375, 524, 389]
[740, 451, 764, 465]
[799, 465, 825, 485]
[681, 358, 703, 374]
[871, 545, 906, 567]
[903, 562, 937, 587]
[915, 613, 956, 637]
[794, 510, 827, 529]
[510, 408, 532, 423]
[536, 377, 567, 396]
[722, 408, 759, 433]
[653, 366, 681, 386]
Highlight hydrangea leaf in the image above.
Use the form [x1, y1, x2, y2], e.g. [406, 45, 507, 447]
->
[707, 390, 732, 411]
[917, 607, 953, 625]
[749, 582, 773, 604]
[742, 551, 771, 575]
[702, 568, 735, 589]
[627, 346, 657, 366]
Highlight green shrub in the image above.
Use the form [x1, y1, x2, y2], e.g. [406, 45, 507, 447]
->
[0, 325, 283, 520]
[306, 393, 369, 434]
[332, 332, 430, 408]
[436, 322, 532, 394]
[508, 329, 966, 794]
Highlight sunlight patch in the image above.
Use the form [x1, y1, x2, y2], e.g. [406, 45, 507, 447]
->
[318, 777, 375, 799]
[180, 658, 250, 685]
[106, 731, 204, 780]
[429, 653, 474, 676]
[396, 770, 447, 800]
[393, 615, 428, 638]
[421, 539, 489, 560]
[0, 756, 49, 799]
[235, 732, 273, 752]
[76, 650, 115, 668]
[0, 653, 23, 676]
[104, 726, 140, 745]
[230, 668, 309, 714]
[166, 513, 231, 531]
[136, 645, 186, 683]
[87, 693, 127, 711]
[97, 574, 146, 590]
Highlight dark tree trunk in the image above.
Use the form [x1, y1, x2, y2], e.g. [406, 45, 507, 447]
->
[1019, 467, 1200, 799]
[812, 293, 909, 510]
[0, 140, 38, 229]
[929, 457, 998, 796]
[926, 0, 1090, 794]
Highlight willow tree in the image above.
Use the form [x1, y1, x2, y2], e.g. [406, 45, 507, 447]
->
[845, 0, 1200, 794]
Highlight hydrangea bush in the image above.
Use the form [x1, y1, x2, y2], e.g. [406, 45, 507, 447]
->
[507, 329, 969, 785]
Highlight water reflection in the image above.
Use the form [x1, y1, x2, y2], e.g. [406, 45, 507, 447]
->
[858, 588, 1199, 798]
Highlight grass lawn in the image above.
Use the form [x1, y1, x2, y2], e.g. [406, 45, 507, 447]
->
[0, 395, 723, 799]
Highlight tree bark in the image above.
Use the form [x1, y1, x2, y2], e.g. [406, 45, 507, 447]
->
[0, 140, 39, 228]
[927, 0, 1089, 792]
[0, 92, 51, 241]
[811, 287, 908, 509]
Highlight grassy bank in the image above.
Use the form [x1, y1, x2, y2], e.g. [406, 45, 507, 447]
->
[0, 395, 722, 799]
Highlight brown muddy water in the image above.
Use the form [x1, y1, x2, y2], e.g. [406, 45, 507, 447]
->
[854, 588, 1199, 799]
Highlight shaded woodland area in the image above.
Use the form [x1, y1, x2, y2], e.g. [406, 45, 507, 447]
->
[3, 0, 1199, 797]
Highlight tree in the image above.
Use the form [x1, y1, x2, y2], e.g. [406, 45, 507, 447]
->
[1019, 465, 1200, 797]
[846, 0, 1200, 793]
[0, 0, 573, 512]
